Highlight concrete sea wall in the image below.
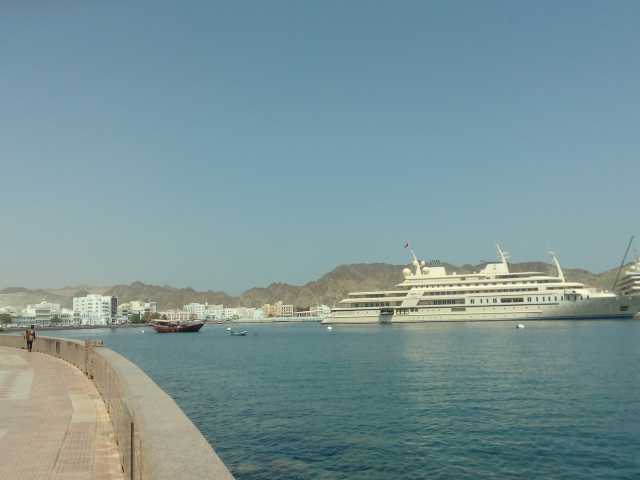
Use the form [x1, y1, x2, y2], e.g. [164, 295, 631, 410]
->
[0, 334, 234, 480]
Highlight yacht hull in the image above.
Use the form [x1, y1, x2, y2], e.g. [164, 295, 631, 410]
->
[323, 296, 640, 324]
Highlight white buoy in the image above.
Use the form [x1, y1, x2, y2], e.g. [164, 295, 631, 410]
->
[141, 329, 145, 333]
[516, 324, 525, 329]
[225, 327, 232, 331]
[327, 326, 333, 331]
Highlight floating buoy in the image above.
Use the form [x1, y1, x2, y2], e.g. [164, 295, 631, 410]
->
[516, 324, 525, 329]
[141, 330, 145, 333]
[225, 327, 232, 331]
[327, 326, 333, 331]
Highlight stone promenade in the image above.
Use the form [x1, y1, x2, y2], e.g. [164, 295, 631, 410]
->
[0, 346, 124, 480]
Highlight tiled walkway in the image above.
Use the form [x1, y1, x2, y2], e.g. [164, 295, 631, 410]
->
[0, 346, 124, 480]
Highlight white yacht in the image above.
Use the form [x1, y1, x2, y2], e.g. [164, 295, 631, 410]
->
[614, 256, 640, 297]
[323, 245, 640, 324]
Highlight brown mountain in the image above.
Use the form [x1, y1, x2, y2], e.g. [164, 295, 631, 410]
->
[103, 281, 235, 308]
[0, 287, 72, 309]
[0, 261, 629, 311]
[237, 263, 403, 308]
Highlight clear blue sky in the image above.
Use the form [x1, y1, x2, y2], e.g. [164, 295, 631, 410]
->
[1, 1, 638, 293]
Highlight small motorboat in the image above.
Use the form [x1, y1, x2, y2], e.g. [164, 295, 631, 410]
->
[516, 324, 525, 329]
[229, 330, 248, 336]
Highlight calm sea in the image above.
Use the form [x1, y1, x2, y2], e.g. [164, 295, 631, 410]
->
[56, 321, 640, 479]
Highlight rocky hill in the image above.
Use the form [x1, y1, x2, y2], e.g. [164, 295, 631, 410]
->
[103, 281, 235, 309]
[0, 261, 628, 311]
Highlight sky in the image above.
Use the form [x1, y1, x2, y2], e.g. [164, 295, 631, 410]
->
[1, 1, 639, 293]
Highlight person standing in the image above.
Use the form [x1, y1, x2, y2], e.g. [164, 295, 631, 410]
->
[25, 325, 36, 352]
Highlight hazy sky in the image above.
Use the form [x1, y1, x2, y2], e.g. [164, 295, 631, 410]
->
[1, 1, 639, 293]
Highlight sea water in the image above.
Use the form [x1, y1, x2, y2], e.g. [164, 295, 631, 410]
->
[57, 321, 640, 479]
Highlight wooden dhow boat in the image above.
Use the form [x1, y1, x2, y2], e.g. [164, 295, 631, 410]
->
[151, 319, 205, 333]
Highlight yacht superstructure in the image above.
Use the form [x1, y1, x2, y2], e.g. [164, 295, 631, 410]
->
[615, 256, 640, 296]
[324, 245, 640, 324]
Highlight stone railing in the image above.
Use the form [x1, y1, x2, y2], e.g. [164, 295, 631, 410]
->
[0, 334, 234, 480]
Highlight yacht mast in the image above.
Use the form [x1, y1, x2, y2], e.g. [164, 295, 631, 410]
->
[409, 250, 422, 277]
[496, 244, 509, 265]
[612, 236, 635, 291]
[549, 251, 565, 282]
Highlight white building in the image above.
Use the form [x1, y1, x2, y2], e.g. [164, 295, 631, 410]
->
[222, 307, 238, 320]
[119, 301, 158, 316]
[205, 304, 224, 320]
[232, 307, 258, 320]
[58, 308, 75, 325]
[161, 310, 195, 322]
[73, 294, 117, 325]
[183, 302, 207, 319]
[19, 300, 62, 327]
[183, 302, 225, 320]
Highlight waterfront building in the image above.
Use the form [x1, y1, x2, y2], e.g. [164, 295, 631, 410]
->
[73, 294, 117, 325]
[183, 302, 207, 319]
[222, 307, 238, 320]
[615, 256, 640, 296]
[205, 304, 224, 320]
[18, 300, 62, 327]
[325, 245, 640, 324]
[12, 301, 74, 327]
[182, 302, 225, 320]
[231, 307, 259, 320]
[119, 300, 158, 316]
[262, 303, 275, 317]
[58, 308, 75, 325]
[262, 301, 294, 317]
[130, 300, 157, 314]
[161, 310, 196, 322]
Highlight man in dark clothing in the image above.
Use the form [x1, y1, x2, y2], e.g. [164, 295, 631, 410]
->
[25, 325, 35, 352]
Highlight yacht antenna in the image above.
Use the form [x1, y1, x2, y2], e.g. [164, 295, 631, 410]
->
[549, 251, 565, 282]
[612, 235, 634, 291]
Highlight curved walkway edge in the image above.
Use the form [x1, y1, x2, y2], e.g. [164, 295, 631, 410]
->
[0, 335, 235, 480]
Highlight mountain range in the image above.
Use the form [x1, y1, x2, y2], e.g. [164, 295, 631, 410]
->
[0, 261, 628, 311]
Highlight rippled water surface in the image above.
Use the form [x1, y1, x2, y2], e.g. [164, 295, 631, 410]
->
[57, 321, 640, 479]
